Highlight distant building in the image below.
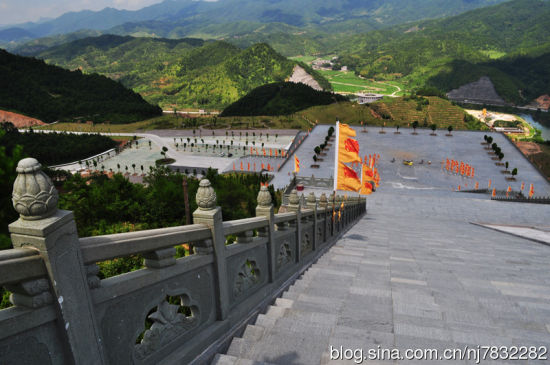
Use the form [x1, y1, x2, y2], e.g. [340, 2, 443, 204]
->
[356, 93, 384, 104]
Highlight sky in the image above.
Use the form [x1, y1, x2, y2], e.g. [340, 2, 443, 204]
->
[0, 0, 165, 26]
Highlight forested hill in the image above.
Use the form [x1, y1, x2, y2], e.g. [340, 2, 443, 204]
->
[336, 0, 550, 104]
[221, 82, 347, 117]
[0, 49, 161, 123]
[35, 36, 330, 109]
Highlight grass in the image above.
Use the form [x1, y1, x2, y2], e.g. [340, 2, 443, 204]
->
[525, 142, 550, 180]
[289, 55, 318, 63]
[316, 70, 404, 95]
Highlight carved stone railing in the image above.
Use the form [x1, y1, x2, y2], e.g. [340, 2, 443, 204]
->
[0, 158, 366, 365]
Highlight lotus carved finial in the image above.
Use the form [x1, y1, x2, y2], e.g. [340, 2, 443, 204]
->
[12, 158, 58, 220]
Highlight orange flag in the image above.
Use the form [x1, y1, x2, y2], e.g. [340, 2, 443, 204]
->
[254, 162, 256, 171]
[247, 162, 250, 171]
[372, 167, 380, 187]
[458, 185, 461, 191]
[492, 188, 496, 197]
[338, 123, 361, 163]
[471, 167, 475, 178]
[240, 161, 243, 171]
[261, 163, 265, 170]
[294, 156, 299, 173]
[521, 182, 525, 191]
[337, 162, 361, 192]
[475, 181, 479, 190]
[488, 179, 492, 188]
[233, 163, 236, 171]
[360, 164, 375, 195]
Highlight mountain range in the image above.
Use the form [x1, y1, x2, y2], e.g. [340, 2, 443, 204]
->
[31, 36, 330, 109]
[0, 0, 508, 45]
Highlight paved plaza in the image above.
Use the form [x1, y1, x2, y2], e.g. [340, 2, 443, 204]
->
[278, 125, 550, 196]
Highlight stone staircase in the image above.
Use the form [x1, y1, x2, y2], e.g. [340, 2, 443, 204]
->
[212, 256, 341, 365]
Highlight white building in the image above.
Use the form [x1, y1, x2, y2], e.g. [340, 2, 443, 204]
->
[356, 93, 384, 104]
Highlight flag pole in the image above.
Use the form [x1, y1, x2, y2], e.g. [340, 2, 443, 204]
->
[333, 120, 340, 192]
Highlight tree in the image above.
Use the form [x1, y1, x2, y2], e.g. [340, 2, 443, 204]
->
[314, 146, 321, 155]
[132, 163, 136, 172]
[313, 155, 318, 162]
[430, 124, 437, 134]
[487, 136, 493, 145]
[505, 161, 509, 172]
[148, 140, 152, 150]
[511, 168, 518, 178]
[396, 125, 400, 133]
[412, 121, 419, 134]
[141, 165, 144, 173]
[498, 152, 504, 162]
[117, 163, 121, 171]
[447, 125, 453, 135]
[161, 146, 168, 159]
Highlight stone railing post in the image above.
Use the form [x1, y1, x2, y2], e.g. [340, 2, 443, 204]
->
[319, 193, 328, 244]
[286, 189, 302, 262]
[256, 185, 275, 282]
[192, 179, 229, 320]
[8, 158, 106, 365]
[306, 192, 318, 251]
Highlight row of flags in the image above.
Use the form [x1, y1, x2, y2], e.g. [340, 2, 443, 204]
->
[444, 159, 475, 178]
[245, 147, 285, 158]
[457, 180, 535, 198]
[233, 161, 279, 172]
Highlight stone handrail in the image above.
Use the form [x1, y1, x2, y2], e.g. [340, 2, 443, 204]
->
[0, 248, 47, 286]
[0, 157, 366, 365]
[80, 224, 213, 264]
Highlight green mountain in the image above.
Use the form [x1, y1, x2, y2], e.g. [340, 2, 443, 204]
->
[35, 36, 330, 109]
[2, 0, 508, 45]
[333, 0, 550, 104]
[221, 82, 347, 116]
[0, 49, 161, 123]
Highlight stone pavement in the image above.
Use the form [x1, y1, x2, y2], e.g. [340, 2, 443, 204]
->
[283, 125, 550, 196]
[213, 187, 550, 364]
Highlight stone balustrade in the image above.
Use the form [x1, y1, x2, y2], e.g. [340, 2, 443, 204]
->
[0, 158, 366, 365]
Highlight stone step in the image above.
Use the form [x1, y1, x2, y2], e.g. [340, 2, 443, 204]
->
[254, 313, 277, 329]
[230, 328, 329, 365]
[273, 297, 293, 309]
[264, 305, 287, 319]
[241, 324, 265, 342]
[225, 337, 249, 358]
[211, 353, 277, 365]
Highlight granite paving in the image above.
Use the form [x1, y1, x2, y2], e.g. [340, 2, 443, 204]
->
[214, 182, 550, 364]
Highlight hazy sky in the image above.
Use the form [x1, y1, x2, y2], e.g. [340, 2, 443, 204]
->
[0, 0, 165, 26]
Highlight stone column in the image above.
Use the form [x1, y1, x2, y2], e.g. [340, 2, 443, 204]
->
[286, 189, 302, 262]
[319, 193, 328, 244]
[256, 186, 275, 282]
[306, 192, 317, 251]
[192, 179, 229, 320]
[9, 158, 106, 365]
